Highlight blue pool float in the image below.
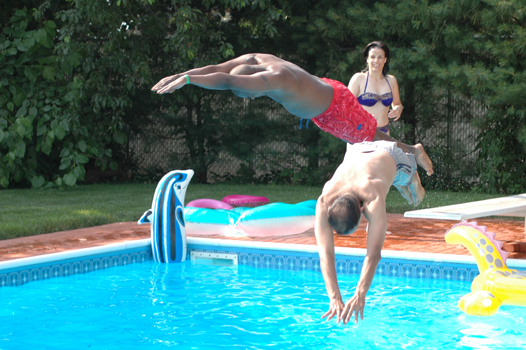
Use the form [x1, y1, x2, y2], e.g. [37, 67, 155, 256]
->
[184, 201, 317, 237]
[138, 169, 194, 263]
[184, 207, 240, 236]
[235, 202, 316, 237]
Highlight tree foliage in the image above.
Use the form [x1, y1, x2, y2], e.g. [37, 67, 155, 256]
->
[0, 5, 91, 189]
[302, 0, 526, 193]
[2, 0, 526, 193]
[0, 0, 296, 188]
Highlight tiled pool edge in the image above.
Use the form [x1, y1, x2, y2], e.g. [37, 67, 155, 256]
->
[2, 237, 526, 288]
[0, 239, 153, 288]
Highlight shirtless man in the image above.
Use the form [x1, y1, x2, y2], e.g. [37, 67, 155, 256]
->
[152, 53, 433, 175]
[315, 141, 425, 324]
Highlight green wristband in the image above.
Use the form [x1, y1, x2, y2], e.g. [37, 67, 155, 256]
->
[185, 75, 190, 85]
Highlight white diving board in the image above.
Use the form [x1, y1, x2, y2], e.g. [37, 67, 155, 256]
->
[404, 193, 526, 230]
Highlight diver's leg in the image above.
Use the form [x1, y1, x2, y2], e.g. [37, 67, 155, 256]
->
[408, 171, 425, 206]
[374, 130, 433, 176]
[394, 185, 412, 205]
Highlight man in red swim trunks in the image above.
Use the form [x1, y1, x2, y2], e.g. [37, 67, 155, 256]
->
[152, 53, 433, 175]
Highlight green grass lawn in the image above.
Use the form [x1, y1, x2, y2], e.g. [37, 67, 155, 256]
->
[0, 182, 510, 240]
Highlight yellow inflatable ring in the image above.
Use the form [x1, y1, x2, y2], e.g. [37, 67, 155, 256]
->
[445, 221, 526, 316]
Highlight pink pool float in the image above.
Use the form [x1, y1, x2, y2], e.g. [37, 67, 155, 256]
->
[222, 195, 269, 207]
[186, 198, 233, 210]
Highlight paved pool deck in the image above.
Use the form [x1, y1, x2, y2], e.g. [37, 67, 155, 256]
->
[2, 214, 525, 262]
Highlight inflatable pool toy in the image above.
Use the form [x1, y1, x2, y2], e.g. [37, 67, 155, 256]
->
[142, 198, 317, 238]
[138, 169, 193, 263]
[445, 221, 526, 316]
[295, 199, 317, 210]
[184, 207, 240, 236]
[236, 202, 316, 237]
[222, 195, 269, 207]
[187, 198, 233, 210]
[185, 200, 317, 237]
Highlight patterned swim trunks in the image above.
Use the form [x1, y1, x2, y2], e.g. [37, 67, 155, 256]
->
[346, 141, 417, 186]
[311, 78, 377, 144]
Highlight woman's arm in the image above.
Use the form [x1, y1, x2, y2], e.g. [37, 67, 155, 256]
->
[348, 73, 363, 97]
[387, 75, 403, 121]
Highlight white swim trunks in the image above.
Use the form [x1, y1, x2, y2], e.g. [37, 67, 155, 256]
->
[345, 141, 417, 186]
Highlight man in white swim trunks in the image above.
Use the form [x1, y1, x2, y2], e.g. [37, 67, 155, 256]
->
[315, 141, 425, 324]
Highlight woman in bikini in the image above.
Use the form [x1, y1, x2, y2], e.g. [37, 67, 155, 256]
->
[348, 41, 403, 135]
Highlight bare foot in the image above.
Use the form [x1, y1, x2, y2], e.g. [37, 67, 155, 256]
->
[395, 185, 412, 205]
[413, 143, 434, 176]
[409, 171, 425, 206]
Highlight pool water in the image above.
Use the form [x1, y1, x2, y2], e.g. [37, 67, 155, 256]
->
[1, 261, 525, 349]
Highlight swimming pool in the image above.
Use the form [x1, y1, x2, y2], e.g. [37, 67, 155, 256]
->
[1, 260, 525, 349]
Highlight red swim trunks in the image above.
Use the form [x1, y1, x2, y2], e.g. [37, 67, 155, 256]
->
[311, 78, 377, 144]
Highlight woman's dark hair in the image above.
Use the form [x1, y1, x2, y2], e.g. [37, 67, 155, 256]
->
[327, 194, 362, 235]
[362, 41, 390, 76]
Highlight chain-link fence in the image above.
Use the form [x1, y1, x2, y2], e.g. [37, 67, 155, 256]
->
[129, 89, 485, 187]
[418, 89, 485, 189]
[128, 94, 331, 184]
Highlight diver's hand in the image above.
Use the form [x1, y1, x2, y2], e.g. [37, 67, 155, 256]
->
[152, 74, 187, 94]
[342, 292, 365, 324]
[322, 298, 346, 323]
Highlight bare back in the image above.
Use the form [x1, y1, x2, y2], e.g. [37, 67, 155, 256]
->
[246, 54, 334, 118]
[321, 150, 397, 208]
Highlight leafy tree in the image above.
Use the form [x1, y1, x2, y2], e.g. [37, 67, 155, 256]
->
[302, 0, 526, 193]
[1, 0, 295, 187]
[4, 0, 524, 192]
[0, 6, 91, 189]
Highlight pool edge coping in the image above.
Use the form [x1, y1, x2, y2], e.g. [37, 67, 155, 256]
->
[2, 237, 526, 272]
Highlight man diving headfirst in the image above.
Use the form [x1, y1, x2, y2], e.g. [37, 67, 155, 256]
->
[152, 53, 433, 175]
[315, 141, 425, 324]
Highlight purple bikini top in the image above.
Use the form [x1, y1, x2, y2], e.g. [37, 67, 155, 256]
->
[357, 73, 393, 107]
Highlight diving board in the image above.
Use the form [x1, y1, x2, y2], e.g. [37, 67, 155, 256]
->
[404, 193, 526, 230]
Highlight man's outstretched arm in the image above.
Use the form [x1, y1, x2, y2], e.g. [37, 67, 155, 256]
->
[152, 71, 280, 96]
[341, 198, 386, 324]
[151, 54, 259, 93]
[315, 198, 346, 323]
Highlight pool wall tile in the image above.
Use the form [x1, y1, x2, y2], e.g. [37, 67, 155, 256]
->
[387, 263, 400, 277]
[336, 260, 347, 274]
[402, 264, 414, 278]
[443, 267, 455, 280]
[0, 247, 153, 289]
[41, 267, 51, 280]
[298, 257, 311, 271]
[188, 245, 482, 285]
[456, 268, 468, 281]
[275, 255, 286, 270]
[415, 265, 428, 278]
[263, 255, 274, 269]
[0, 238, 490, 289]
[377, 262, 388, 276]
[427, 266, 442, 280]
[285, 257, 298, 271]
[30, 268, 41, 282]
[8, 272, 19, 287]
